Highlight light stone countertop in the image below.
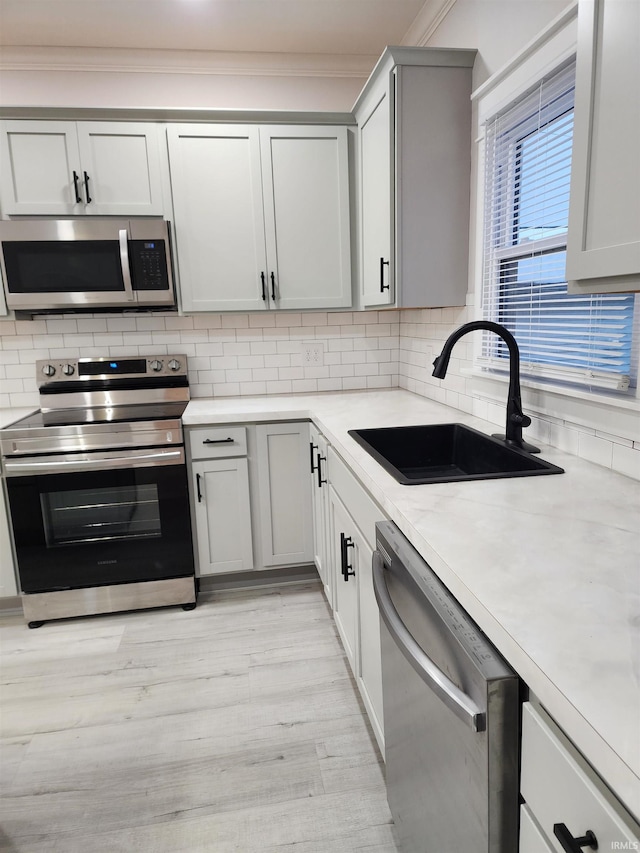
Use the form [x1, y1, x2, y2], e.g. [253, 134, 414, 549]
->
[184, 388, 640, 821]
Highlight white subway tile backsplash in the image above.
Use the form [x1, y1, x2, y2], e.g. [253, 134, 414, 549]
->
[276, 312, 301, 327]
[612, 442, 640, 480]
[250, 342, 278, 355]
[578, 432, 614, 469]
[46, 318, 76, 334]
[264, 354, 290, 368]
[251, 367, 279, 382]
[1, 307, 635, 480]
[239, 381, 268, 396]
[303, 312, 326, 326]
[249, 313, 276, 328]
[107, 318, 137, 332]
[266, 379, 293, 394]
[238, 355, 265, 369]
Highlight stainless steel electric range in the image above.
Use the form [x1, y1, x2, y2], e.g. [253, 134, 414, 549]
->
[0, 355, 196, 627]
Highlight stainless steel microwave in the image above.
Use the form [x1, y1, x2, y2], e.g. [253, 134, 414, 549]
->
[0, 218, 177, 313]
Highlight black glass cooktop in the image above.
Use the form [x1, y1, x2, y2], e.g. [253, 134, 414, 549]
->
[3, 401, 188, 432]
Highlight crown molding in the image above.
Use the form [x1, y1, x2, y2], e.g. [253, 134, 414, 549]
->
[0, 45, 377, 79]
[401, 0, 457, 46]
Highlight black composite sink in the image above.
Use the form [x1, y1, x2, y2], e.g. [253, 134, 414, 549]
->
[348, 423, 564, 484]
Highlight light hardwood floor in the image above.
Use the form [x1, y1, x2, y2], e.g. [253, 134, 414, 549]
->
[0, 581, 397, 852]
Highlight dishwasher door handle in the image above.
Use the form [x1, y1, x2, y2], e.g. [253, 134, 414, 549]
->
[372, 550, 486, 733]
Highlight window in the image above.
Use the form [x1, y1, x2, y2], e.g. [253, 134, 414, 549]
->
[480, 59, 636, 392]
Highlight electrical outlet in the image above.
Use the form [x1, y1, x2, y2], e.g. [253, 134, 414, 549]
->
[301, 342, 324, 367]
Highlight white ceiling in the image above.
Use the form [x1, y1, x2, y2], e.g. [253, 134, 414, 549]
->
[0, 0, 429, 56]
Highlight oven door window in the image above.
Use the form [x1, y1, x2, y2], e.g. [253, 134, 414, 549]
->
[6, 463, 194, 593]
[41, 484, 161, 547]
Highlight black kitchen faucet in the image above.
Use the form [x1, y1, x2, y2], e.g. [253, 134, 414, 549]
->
[432, 320, 540, 453]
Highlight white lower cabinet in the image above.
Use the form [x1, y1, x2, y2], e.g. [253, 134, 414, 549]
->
[326, 446, 385, 754]
[191, 457, 253, 575]
[328, 489, 360, 668]
[520, 702, 640, 852]
[255, 422, 313, 568]
[188, 425, 253, 576]
[187, 421, 313, 578]
[309, 423, 331, 605]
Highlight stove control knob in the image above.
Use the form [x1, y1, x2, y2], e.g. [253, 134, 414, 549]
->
[150, 359, 163, 372]
[168, 359, 181, 372]
[42, 364, 56, 377]
[62, 364, 75, 376]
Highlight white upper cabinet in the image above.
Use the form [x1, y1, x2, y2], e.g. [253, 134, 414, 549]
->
[360, 89, 393, 306]
[0, 121, 165, 216]
[261, 126, 352, 311]
[567, 0, 640, 293]
[167, 123, 352, 313]
[167, 125, 269, 313]
[354, 47, 476, 309]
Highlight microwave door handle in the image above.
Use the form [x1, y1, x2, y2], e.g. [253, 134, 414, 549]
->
[118, 229, 135, 302]
[372, 551, 486, 733]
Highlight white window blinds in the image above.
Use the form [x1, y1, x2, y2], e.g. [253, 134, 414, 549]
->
[480, 59, 636, 391]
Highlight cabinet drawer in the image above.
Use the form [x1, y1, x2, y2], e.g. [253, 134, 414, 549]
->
[188, 426, 247, 460]
[521, 703, 640, 852]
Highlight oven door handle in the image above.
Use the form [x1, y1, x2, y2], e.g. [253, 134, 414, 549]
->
[3, 447, 185, 476]
[372, 550, 486, 733]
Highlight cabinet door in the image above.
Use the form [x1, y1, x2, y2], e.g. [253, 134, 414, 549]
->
[309, 425, 332, 604]
[328, 489, 359, 672]
[0, 120, 82, 214]
[260, 125, 352, 310]
[359, 91, 394, 307]
[356, 530, 383, 750]
[192, 458, 253, 575]
[76, 123, 165, 216]
[521, 703, 640, 851]
[167, 125, 269, 312]
[567, 0, 640, 292]
[255, 422, 313, 568]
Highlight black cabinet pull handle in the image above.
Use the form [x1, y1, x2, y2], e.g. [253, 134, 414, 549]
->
[83, 171, 92, 204]
[260, 271, 266, 301]
[340, 532, 355, 581]
[309, 442, 318, 474]
[380, 257, 390, 292]
[317, 454, 327, 488]
[196, 473, 203, 503]
[553, 824, 598, 852]
[270, 271, 276, 301]
[203, 437, 234, 445]
[72, 170, 82, 203]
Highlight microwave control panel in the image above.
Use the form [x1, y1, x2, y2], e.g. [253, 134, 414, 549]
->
[130, 240, 170, 291]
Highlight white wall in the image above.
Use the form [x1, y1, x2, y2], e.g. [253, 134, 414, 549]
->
[425, 0, 570, 88]
[0, 48, 370, 112]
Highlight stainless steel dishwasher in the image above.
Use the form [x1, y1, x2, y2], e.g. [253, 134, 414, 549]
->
[373, 520, 519, 853]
